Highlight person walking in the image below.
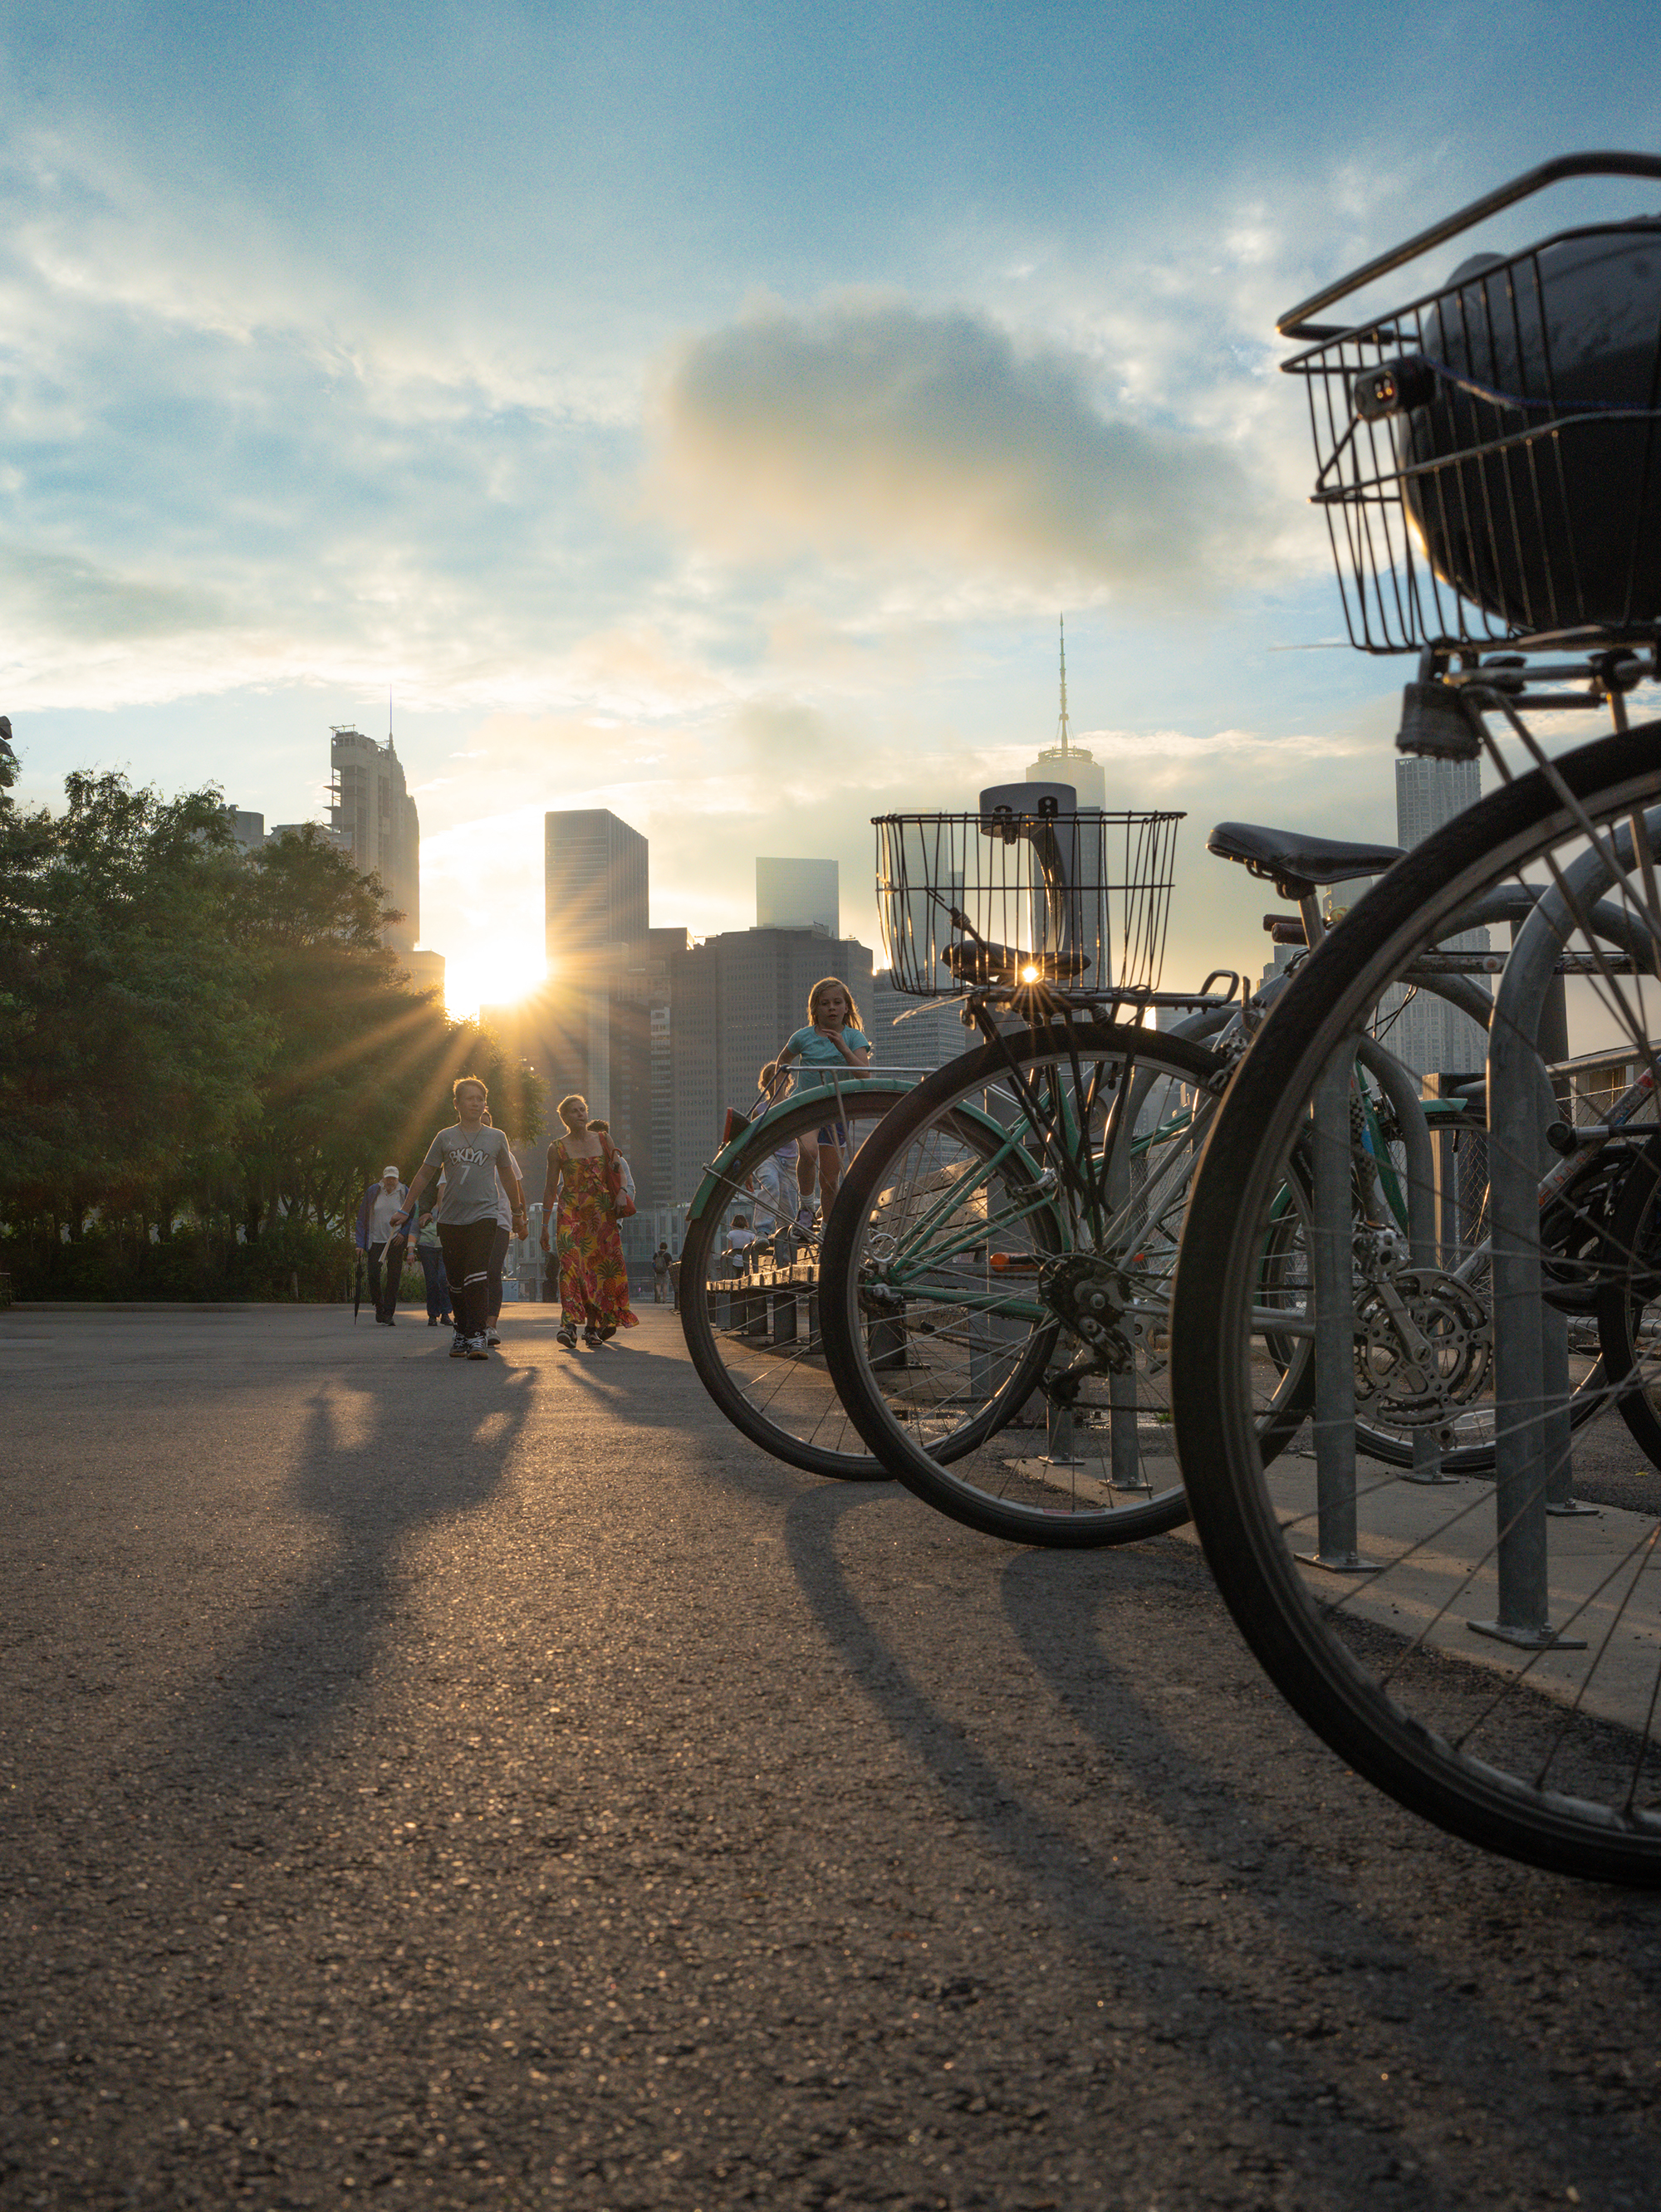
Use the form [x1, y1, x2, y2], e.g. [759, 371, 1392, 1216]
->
[392, 1076, 526, 1359]
[651, 1242, 671, 1303]
[775, 976, 873, 1231]
[414, 1201, 453, 1329]
[355, 1164, 411, 1325]
[541, 1093, 638, 1349]
[480, 1109, 525, 1350]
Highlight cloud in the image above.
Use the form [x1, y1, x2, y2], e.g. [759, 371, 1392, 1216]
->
[652, 295, 1267, 595]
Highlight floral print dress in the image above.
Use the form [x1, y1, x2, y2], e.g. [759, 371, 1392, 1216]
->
[552, 1143, 639, 1330]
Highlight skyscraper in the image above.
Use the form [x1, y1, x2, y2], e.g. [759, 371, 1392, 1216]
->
[329, 727, 421, 952]
[545, 810, 649, 972]
[757, 857, 839, 934]
[542, 808, 652, 1157]
[1024, 616, 1108, 810]
[1386, 754, 1488, 1080]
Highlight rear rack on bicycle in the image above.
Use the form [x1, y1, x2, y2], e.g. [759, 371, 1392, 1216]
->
[1285, 213, 1661, 652]
[874, 792, 1183, 1000]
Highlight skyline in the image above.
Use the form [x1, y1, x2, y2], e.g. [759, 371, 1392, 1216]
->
[5, 2, 1660, 1018]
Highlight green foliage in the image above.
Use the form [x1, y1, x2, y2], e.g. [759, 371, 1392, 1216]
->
[0, 771, 543, 1300]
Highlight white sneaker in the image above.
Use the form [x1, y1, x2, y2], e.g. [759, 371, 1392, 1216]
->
[486, 1329, 502, 1348]
[465, 1335, 490, 1360]
[793, 1206, 816, 1233]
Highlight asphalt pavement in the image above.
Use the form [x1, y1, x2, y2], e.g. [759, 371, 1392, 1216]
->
[2, 1303, 1659, 2211]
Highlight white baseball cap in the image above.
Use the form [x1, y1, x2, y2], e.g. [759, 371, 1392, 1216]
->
[382, 1164, 400, 1177]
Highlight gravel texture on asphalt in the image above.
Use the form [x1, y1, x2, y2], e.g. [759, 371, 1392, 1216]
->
[2, 1304, 1659, 2210]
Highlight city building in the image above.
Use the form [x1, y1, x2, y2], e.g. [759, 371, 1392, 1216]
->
[223, 806, 350, 859]
[329, 726, 421, 952]
[400, 949, 446, 1000]
[1024, 615, 1108, 810]
[865, 971, 974, 1077]
[1384, 754, 1489, 1082]
[757, 857, 839, 934]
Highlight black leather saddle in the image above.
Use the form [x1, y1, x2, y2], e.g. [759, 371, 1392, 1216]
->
[943, 942, 1092, 985]
[1207, 821, 1404, 902]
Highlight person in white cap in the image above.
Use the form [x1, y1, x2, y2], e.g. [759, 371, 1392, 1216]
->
[355, 1164, 410, 1325]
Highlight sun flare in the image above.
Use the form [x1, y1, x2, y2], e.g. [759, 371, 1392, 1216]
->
[443, 944, 547, 1026]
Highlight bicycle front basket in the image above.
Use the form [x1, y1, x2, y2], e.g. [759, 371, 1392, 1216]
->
[1287, 218, 1661, 650]
[874, 802, 1183, 1000]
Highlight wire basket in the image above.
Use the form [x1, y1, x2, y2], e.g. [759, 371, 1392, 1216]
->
[1286, 218, 1661, 652]
[875, 798, 1183, 1000]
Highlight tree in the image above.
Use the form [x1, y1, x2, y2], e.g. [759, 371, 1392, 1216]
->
[0, 774, 542, 1298]
[0, 771, 268, 1240]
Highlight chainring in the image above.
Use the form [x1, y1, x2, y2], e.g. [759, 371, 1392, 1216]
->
[1353, 1266, 1492, 1426]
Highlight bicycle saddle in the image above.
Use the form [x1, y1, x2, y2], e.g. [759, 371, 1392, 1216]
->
[1207, 821, 1404, 901]
[943, 941, 1092, 984]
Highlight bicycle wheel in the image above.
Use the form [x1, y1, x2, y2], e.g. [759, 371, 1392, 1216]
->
[821, 1020, 1297, 1546]
[679, 1079, 919, 1480]
[1595, 1134, 1661, 1469]
[1172, 723, 1661, 1883]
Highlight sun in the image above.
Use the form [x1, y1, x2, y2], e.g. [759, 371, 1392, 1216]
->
[443, 943, 546, 1025]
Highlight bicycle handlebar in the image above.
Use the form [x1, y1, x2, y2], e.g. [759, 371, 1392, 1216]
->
[1276, 150, 1661, 341]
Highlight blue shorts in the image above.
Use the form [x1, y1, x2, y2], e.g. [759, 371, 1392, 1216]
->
[816, 1121, 847, 1147]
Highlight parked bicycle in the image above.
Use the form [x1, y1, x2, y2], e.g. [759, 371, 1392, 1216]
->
[1169, 151, 1661, 1885]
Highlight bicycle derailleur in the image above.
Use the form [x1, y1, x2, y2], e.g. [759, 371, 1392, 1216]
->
[1040, 1252, 1137, 1400]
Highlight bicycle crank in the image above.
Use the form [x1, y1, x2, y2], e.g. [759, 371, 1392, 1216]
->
[1353, 1267, 1492, 1425]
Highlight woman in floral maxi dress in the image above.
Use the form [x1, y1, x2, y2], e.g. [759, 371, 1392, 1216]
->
[540, 1093, 639, 1348]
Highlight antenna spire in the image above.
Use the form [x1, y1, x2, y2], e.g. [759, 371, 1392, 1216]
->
[1056, 615, 1070, 758]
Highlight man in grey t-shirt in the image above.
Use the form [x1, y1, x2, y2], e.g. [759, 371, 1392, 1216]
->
[394, 1075, 526, 1358]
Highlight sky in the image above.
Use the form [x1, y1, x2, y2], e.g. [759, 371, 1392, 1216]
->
[4, 0, 1660, 1020]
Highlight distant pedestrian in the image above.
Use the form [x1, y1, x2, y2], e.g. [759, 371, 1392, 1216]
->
[727, 1215, 758, 1278]
[393, 1076, 527, 1360]
[651, 1242, 671, 1303]
[355, 1164, 410, 1325]
[414, 1202, 453, 1328]
[480, 1109, 525, 1350]
[668, 1254, 682, 1312]
[775, 977, 872, 1231]
[541, 1093, 639, 1349]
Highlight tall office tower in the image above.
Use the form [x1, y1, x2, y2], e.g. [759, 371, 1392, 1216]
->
[1387, 754, 1489, 1081]
[329, 726, 421, 952]
[545, 810, 649, 970]
[1024, 616, 1108, 810]
[543, 807, 651, 1140]
[757, 858, 839, 934]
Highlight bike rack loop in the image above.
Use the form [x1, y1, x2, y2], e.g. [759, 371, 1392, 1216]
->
[1483, 805, 1661, 1646]
[1305, 1031, 1442, 1566]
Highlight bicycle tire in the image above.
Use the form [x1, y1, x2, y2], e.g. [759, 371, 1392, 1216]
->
[1172, 723, 1661, 1884]
[679, 1079, 919, 1480]
[821, 1020, 1282, 1547]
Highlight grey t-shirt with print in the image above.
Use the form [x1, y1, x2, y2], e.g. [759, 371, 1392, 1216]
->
[424, 1124, 512, 1226]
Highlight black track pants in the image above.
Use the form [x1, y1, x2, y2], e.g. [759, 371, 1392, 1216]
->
[437, 1219, 497, 1341]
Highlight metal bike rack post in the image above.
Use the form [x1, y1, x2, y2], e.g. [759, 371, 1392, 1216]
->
[1300, 1037, 1374, 1569]
[1472, 813, 1661, 1644]
[1105, 1075, 1146, 1491]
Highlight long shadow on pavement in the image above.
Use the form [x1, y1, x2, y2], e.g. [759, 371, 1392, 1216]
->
[782, 1480, 1657, 2209]
[167, 1353, 540, 1779]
